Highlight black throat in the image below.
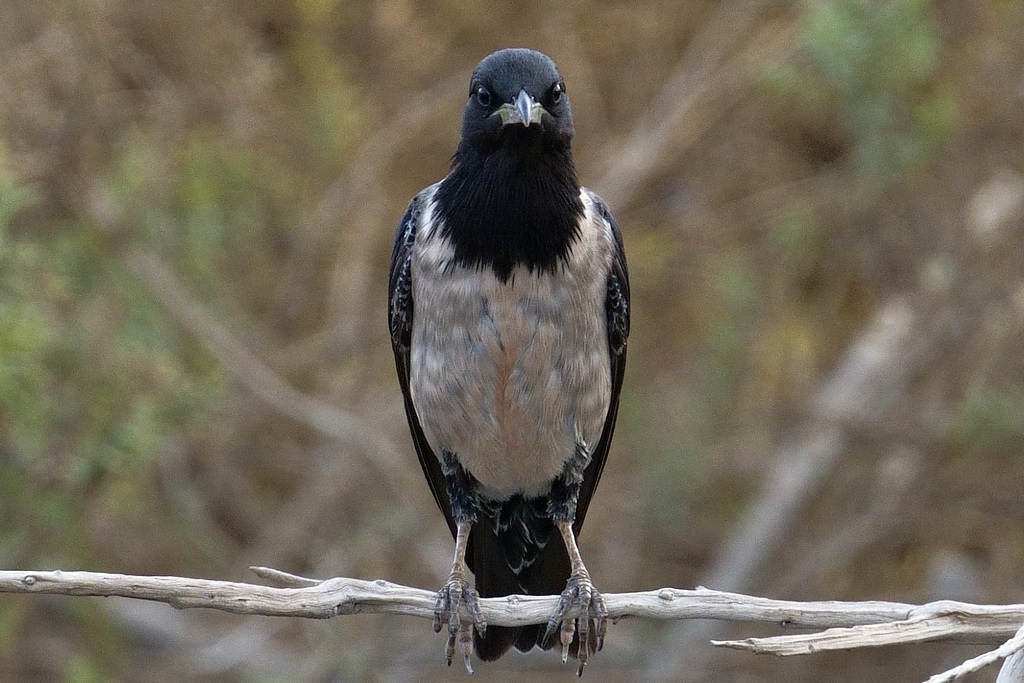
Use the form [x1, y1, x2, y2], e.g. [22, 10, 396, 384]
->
[434, 130, 584, 282]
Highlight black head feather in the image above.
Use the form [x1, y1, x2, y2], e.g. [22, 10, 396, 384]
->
[435, 48, 584, 282]
[459, 48, 575, 149]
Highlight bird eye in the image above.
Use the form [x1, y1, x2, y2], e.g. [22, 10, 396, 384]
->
[476, 86, 492, 107]
[550, 82, 564, 104]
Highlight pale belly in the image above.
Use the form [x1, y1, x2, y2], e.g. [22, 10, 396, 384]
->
[409, 266, 611, 499]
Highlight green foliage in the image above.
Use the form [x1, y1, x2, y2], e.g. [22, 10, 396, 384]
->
[0, 145, 225, 567]
[64, 657, 112, 683]
[113, 130, 331, 332]
[174, 135, 291, 310]
[952, 387, 1024, 454]
[0, 124, 303, 672]
[764, 0, 955, 184]
[643, 253, 760, 527]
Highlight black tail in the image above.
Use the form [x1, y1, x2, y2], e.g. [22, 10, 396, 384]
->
[468, 520, 573, 660]
[513, 530, 572, 653]
[518, 538, 599, 660]
[469, 522, 525, 661]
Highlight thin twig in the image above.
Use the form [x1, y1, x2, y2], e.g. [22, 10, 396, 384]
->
[997, 623, 1024, 683]
[927, 623, 1024, 683]
[123, 247, 401, 466]
[249, 566, 321, 588]
[714, 601, 1024, 654]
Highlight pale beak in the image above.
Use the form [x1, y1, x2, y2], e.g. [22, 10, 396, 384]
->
[497, 89, 546, 127]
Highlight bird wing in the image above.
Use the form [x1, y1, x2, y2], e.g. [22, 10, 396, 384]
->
[573, 189, 630, 534]
[388, 190, 457, 538]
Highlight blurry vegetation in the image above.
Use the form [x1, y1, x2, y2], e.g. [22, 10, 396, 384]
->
[952, 388, 1024, 455]
[641, 251, 760, 532]
[119, 130, 313, 324]
[1, 0, 1023, 681]
[0, 145, 224, 570]
[762, 0, 955, 185]
[647, 0, 960, 533]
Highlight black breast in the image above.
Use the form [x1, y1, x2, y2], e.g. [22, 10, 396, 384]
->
[434, 134, 584, 282]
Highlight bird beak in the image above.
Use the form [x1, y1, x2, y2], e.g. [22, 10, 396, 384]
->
[498, 89, 546, 127]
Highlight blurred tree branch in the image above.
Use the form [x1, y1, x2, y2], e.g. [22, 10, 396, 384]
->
[594, 0, 794, 209]
[124, 247, 398, 459]
[2, 569, 1023, 681]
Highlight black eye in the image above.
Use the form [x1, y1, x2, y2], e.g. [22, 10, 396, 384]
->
[550, 82, 564, 104]
[476, 86, 492, 107]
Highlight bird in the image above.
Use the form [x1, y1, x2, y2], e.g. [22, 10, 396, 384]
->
[387, 47, 629, 674]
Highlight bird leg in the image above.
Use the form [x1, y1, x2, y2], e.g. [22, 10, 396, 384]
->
[435, 451, 486, 672]
[544, 519, 607, 674]
[544, 442, 607, 675]
[434, 520, 486, 672]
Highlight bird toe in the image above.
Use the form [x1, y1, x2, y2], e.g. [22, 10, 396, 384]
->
[434, 574, 485, 671]
[543, 570, 607, 672]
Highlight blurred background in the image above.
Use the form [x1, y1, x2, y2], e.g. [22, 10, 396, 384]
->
[2, 0, 1024, 681]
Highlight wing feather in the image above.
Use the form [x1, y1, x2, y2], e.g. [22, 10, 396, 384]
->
[388, 192, 457, 537]
[573, 189, 630, 533]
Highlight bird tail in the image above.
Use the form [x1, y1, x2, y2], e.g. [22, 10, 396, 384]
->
[469, 521, 574, 660]
[514, 534, 572, 653]
[469, 522, 525, 661]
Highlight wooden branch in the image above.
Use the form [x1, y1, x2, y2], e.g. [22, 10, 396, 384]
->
[0, 568, 1018, 635]
[0, 569, 904, 625]
[996, 623, 1024, 683]
[5, 568, 1024, 681]
[928, 624, 1024, 683]
[714, 600, 1024, 653]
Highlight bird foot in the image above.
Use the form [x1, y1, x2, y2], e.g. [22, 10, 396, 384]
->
[544, 569, 607, 675]
[433, 573, 486, 673]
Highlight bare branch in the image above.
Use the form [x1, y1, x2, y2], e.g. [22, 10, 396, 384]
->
[714, 600, 1024, 654]
[997, 623, 1024, 683]
[6, 569, 1024, 680]
[1, 569, 1021, 637]
[930, 624, 1024, 683]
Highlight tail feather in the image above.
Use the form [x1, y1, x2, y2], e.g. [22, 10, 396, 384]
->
[515, 535, 572, 652]
[468, 520, 575, 658]
[469, 523, 524, 661]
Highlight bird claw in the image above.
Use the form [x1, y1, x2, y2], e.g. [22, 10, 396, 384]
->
[543, 570, 607, 674]
[433, 574, 486, 673]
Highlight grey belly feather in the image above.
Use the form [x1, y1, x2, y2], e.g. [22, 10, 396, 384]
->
[409, 201, 613, 499]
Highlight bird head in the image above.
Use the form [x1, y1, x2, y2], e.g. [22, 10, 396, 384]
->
[459, 48, 575, 152]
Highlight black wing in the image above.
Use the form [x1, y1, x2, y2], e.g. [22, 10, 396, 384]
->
[388, 191, 457, 537]
[573, 189, 630, 533]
